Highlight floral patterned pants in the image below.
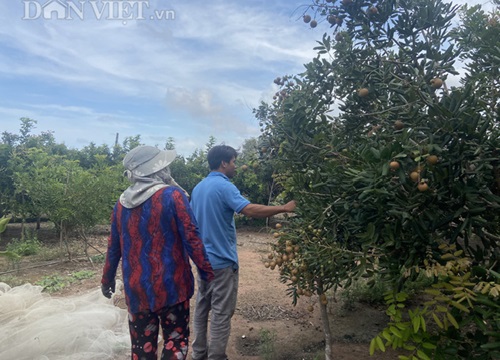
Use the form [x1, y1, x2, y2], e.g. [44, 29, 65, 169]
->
[129, 300, 190, 360]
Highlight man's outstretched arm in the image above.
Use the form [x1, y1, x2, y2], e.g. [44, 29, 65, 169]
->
[240, 200, 296, 219]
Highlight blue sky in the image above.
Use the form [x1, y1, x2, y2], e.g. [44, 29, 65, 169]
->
[0, 0, 496, 156]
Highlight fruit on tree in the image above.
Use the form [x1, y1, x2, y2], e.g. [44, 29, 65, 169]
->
[417, 181, 429, 192]
[369, 6, 378, 14]
[426, 155, 438, 165]
[410, 171, 419, 182]
[310, 20, 318, 28]
[303, 14, 311, 23]
[358, 88, 369, 97]
[389, 161, 400, 170]
[430, 78, 443, 89]
[240, 164, 248, 171]
[394, 120, 404, 130]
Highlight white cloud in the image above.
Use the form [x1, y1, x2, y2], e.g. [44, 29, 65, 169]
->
[0, 0, 496, 155]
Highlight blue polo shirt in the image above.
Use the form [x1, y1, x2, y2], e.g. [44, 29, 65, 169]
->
[190, 172, 250, 270]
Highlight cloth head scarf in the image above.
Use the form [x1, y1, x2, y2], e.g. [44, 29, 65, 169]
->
[119, 146, 184, 208]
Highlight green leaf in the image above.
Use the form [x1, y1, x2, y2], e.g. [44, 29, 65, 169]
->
[446, 312, 459, 329]
[422, 342, 437, 350]
[432, 313, 444, 329]
[382, 329, 392, 341]
[417, 349, 431, 360]
[450, 300, 470, 313]
[0, 215, 11, 234]
[424, 289, 441, 296]
[412, 316, 421, 332]
[390, 326, 403, 338]
[376, 336, 386, 352]
[420, 316, 427, 332]
[370, 338, 376, 355]
[480, 342, 500, 350]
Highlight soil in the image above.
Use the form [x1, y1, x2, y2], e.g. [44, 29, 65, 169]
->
[0, 224, 401, 360]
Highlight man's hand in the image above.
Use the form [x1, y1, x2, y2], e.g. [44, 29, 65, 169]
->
[283, 200, 297, 213]
[101, 280, 116, 298]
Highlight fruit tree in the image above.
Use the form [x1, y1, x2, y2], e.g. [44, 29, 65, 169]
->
[254, 0, 500, 359]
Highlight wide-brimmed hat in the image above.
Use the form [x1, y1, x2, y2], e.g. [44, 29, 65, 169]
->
[123, 146, 176, 176]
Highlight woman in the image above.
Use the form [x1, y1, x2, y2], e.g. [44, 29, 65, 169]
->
[101, 145, 214, 360]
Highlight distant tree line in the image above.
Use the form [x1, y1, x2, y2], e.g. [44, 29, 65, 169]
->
[0, 118, 278, 257]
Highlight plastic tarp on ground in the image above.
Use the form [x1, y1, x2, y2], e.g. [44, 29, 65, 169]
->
[0, 281, 130, 359]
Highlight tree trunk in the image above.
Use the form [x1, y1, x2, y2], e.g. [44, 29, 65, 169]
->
[320, 300, 334, 359]
[20, 195, 26, 241]
[20, 218, 25, 242]
[79, 229, 91, 263]
[59, 220, 63, 248]
[317, 280, 334, 360]
[62, 224, 71, 261]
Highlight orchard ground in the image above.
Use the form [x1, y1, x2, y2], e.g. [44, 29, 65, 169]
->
[0, 223, 402, 360]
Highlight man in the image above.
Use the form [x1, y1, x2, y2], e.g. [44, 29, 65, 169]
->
[190, 145, 296, 360]
[101, 145, 214, 360]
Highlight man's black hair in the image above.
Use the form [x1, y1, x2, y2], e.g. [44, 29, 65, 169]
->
[207, 145, 238, 170]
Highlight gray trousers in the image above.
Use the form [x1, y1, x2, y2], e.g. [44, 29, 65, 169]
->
[192, 266, 239, 360]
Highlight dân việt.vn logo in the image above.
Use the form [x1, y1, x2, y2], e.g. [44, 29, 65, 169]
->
[23, 0, 175, 23]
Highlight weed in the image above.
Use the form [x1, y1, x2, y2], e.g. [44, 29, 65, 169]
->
[313, 354, 325, 360]
[36, 246, 65, 261]
[6, 229, 41, 256]
[340, 273, 436, 311]
[90, 254, 106, 264]
[340, 276, 389, 311]
[258, 328, 277, 360]
[35, 275, 67, 292]
[0, 275, 25, 287]
[35, 270, 96, 293]
[71, 270, 95, 280]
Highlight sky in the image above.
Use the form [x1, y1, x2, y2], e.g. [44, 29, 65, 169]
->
[0, 0, 496, 157]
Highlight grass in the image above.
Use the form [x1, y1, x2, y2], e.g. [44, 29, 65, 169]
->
[258, 328, 277, 360]
[35, 270, 96, 293]
[340, 277, 389, 311]
[6, 229, 41, 256]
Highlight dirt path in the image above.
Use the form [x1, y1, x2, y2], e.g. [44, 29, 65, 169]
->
[0, 225, 400, 359]
[217, 229, 398, 360]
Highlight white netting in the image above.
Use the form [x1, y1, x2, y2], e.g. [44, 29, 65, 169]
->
[0, 281, 130, 360]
